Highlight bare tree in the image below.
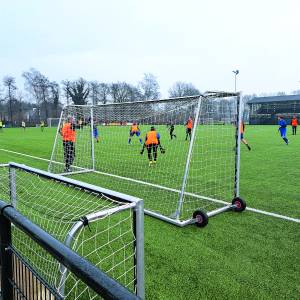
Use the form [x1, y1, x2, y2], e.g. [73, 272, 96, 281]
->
[110, 82, 130, 103]
[63, 78, 89, 105]
[0, 85, 5, 120]
[15, 91, 25, 124]
[3, 76, 17, 125]
[168, 81, 200, 98]
[99, 83, 110, 104]
[50, 81, 60, 117]
[89, 81, 101, 105]
[61, 80, 72, 105]
[23, 69, 51, 121]
[128, 86, 143, 102]
[110, 82, 141, 103]
[138, 73, 160, 100]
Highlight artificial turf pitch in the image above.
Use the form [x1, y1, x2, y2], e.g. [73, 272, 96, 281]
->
[0, 126, 299, 299]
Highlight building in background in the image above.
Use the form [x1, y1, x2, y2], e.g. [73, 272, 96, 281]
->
[248, 94, 300, 125]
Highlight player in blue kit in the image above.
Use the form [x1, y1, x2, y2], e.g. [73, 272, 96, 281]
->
[278, 116, 289, 145]
[93, 125, 99, 143]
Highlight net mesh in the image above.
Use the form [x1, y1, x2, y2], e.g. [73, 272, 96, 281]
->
[49, 94, 239, 221]
[0, 165, 138, 299]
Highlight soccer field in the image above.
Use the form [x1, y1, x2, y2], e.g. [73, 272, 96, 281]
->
[0, 126, 299, 299]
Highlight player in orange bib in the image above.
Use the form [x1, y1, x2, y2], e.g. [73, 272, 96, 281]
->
[128, 122, 143, 145]
[185, 117, 193, 141]
[60, 117, 78, 172]
[240, 121, 251, 151]
[140, 126, 165, 166]
[291, 115, 298, 135]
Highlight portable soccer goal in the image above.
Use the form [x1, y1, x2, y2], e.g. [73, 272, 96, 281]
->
[0, 162, 144, 299]
[48, 91, 246, 228]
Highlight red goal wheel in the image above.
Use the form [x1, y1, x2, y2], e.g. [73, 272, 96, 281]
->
[232, 197, 246, 212]
[193, 210, 209, 228]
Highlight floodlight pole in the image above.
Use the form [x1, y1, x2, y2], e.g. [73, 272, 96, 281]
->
[233, 70, 239, 92]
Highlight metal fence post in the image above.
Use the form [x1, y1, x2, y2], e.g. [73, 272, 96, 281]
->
[0, 210, 13, 300]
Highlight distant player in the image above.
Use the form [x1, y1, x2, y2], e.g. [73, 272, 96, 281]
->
[128, 122, 142, 145]
[0, 120, 3, 131]
[78, 118, 83, 130]
[168, 124, 177, 140]
[278, 116, 289, 145]
[21, 121, 26, 131]
[140, 126, 165, 166]
[240, 121, 251, 151]
[291, 115, 298, 135]
[40, 120, 45, 132]
[185, 117, 193, 141]
[93, 124, 99, 143]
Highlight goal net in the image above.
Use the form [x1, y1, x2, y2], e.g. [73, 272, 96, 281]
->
[48, 92, 243, 226]
[0, 162, 144, 299]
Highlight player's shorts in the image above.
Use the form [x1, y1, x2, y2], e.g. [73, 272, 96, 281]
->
[93, 129, 98, 138]
[130, 131, 140, 137]
[146, 143, 158, 151]
[240, 133, 244, 139]
[186, 128, 192, 134]
[279, 128, 286, 138]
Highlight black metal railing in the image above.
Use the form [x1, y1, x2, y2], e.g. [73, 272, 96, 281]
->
[0, 201, 139, 300]
[11, 248, 61, 300]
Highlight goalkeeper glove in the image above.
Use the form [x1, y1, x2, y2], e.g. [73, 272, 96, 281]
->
[160, 147, 166, 154]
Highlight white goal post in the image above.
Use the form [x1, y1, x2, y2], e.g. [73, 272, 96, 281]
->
[0, 162, 144, 299]
[48, 92, 246, 227]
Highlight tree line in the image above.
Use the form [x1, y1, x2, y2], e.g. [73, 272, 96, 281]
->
[0, 68, 201, 127]
[2, 67, 297, 127]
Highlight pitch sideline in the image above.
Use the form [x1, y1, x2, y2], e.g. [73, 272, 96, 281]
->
[0, 147, 299, 224]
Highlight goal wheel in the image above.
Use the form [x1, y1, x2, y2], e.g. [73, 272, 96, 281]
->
[193, 210, 209, 227]
[232, 197, 246, 212]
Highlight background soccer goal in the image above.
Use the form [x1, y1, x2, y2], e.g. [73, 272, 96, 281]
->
[0, 162, 144, 299]
[47, 117, 61, 127]
[48, 92, 246, 227]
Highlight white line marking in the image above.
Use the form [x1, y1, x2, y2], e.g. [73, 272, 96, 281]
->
[246, 207, 300, 223]
[1, 147, 299, 224]
[0, 148, 52, 163]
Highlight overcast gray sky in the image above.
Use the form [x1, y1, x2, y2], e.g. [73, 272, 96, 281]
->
[1, 0, 300, 97]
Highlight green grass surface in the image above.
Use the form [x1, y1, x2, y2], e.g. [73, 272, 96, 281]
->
[0, 126, 299, 299]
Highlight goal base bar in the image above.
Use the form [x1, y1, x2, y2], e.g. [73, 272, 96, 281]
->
[58, 169, 94, 176]
[144, 204, 236, 227]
